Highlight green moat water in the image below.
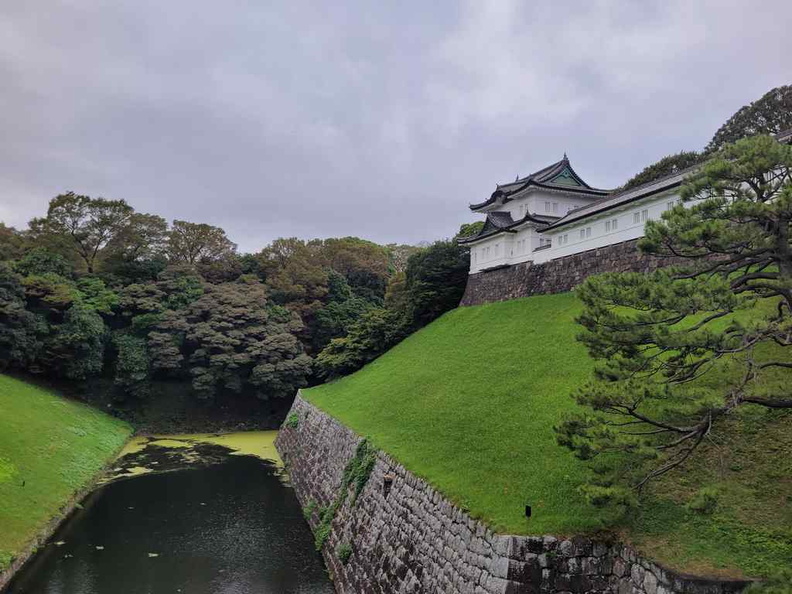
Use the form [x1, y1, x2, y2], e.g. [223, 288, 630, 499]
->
[7, 432, 333, 594]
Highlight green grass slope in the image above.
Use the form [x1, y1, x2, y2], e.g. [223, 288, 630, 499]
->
[305, 294, 792, 578]
[0, 374, 132, 571]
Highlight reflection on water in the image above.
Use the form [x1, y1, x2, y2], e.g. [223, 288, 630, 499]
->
[8, 434, 333, 594]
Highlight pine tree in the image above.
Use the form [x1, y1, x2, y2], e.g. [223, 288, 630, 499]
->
[556, 135, 792, 507]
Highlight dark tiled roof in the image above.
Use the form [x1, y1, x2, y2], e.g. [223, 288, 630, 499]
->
[545, 129, 792, 232]
[470, 157, 611, 211]
[777, 127, 792, 143]
[487, 211, 515, 227]
[458, 210, 556, 244]
[543, 169, 689, 231]
[467, 130, 792, 237]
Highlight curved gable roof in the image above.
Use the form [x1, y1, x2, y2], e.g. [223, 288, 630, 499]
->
[470, 157, 611, 211]
[458, 210, 560, 244]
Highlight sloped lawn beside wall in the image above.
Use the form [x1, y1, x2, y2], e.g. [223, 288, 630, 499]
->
[0, 375, 132, 572]
[305, 294, 792, 578]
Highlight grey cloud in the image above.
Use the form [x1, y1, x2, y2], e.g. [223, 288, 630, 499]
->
[1, 0, 790, 252]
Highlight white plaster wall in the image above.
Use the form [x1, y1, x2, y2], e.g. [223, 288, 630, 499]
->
[502, 189, 594, 220]
[469, 234, 515, 272]
[534, 190, 680, 264]
[468, 190, 682, 273]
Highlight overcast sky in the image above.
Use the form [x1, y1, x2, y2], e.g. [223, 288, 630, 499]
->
[1, 1, 790, 252]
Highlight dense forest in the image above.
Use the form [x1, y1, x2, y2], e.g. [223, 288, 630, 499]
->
[0, 193, 478, 426]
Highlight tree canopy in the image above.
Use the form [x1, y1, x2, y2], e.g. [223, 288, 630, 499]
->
[315, 239, 470, 378]
[167, 220, 237, 264]
[29, 193, 134, 273]
[556, 135, 792, 507]
[706, 84, 792, 153]
[0, 189, 467, 412]
[620, 83, 792, 192]
[621, 151, 704, 191]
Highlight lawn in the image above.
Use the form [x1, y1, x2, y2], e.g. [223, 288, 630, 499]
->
[0, 374, 132, 571]
[305, 293, 792, 578]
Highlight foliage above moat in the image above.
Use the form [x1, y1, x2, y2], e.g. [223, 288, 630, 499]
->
[0, 191, 471, 411]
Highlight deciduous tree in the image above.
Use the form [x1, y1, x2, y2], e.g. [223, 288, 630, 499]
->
[404, 240, 470, 327]
[28, 192, 134, 273]
[0, 264, 42, 369]
[167, 220, 236, 265]
[148, 278, 311, 400]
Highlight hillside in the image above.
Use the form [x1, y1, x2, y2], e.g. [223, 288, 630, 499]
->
[305, 294, 792, 578]
[0, 375, 132, 571]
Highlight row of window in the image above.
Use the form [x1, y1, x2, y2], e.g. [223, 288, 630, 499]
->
[515, 201, 583, 217]
[556, 205, 656, 249]
[474, 199, 682, 265]
[473, 243, 500, 262]
[544, 201, 560, 214]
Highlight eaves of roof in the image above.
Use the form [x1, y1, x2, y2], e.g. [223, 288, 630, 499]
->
[470, 180, 610, 212]
[545, 129, 792, 231]
[469, 158, 611, 212]
[457, 211, 555, 244]
[543, 167, 694, 231]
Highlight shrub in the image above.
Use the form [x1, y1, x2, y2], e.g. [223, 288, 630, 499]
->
[687, 487, 720, 515]
[302, 499, 317, 522]
[284, 413, 300, 429]
[314, 439, 377, 550]
[338, 542, 353, 565]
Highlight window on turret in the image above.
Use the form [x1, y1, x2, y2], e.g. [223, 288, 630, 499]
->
[552, 202, 559, 213]
[605, 218, 619, 232]
[641, 209, 649, 222]
[633, 212, 641, 224]
[544, 201, 551, 212]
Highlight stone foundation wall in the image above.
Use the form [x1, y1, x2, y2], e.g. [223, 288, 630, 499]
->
[276, 395, 751, 594]
[460, 240, 685, 306]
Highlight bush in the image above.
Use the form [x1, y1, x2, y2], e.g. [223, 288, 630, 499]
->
[687, 487, 720, 515]
[315, 308, 408, 379]
[284, 412, 300, 429]
[302, 499, 317, 522]
[337, 542, 353, 564]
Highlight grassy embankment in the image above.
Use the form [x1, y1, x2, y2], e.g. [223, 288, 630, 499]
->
[0, 374, 132, 572]
[305, 293, 792, 578]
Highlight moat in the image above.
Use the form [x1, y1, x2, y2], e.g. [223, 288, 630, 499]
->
[7, 433, 333, 594]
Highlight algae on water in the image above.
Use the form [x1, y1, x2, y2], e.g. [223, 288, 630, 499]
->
[102, 431, 283, 484]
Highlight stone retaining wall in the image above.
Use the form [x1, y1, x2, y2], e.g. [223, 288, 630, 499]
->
[276, 394, 751, 594]
[460, 240, 685, 306]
